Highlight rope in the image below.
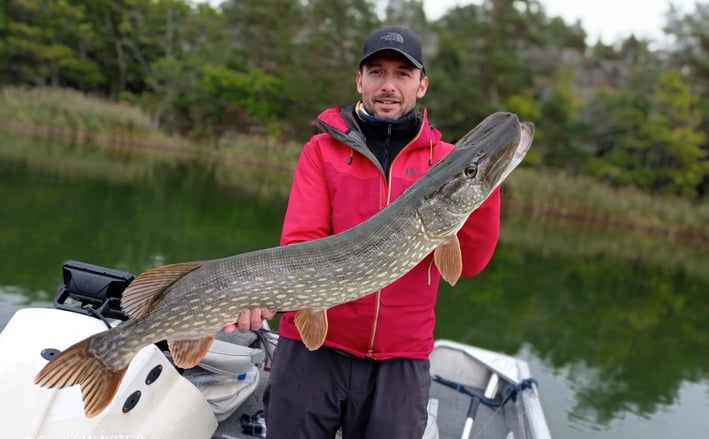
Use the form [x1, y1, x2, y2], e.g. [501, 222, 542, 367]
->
[431, 374, 538, 409]
[254, 328, 278, 367]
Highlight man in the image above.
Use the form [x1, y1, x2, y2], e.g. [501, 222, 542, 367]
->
[226, 25, 501, 438]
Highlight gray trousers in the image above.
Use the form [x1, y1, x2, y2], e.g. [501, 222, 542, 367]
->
[263, 337, 430, 439]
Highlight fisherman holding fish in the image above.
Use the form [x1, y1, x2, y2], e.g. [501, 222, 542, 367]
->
[34, 21, 534, 428]
[226, 25, 502, 438]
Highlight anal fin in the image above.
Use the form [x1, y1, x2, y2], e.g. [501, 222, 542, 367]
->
[294, 309, 329, 351]
[168, 336, 216, 369]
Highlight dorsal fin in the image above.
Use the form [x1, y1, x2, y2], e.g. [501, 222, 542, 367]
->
[121, 262, 201, 318]
[433, 236, 463, 286]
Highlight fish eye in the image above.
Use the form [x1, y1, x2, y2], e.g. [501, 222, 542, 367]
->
[464, 164, 478, 178]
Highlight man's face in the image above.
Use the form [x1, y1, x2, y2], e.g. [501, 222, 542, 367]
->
[356, 51, 428, 121]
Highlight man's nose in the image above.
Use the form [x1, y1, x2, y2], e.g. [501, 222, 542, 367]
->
[380, 74, 396, 92]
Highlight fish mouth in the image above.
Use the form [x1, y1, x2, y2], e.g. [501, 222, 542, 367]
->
[513, 122, 534, 164]
[480, 120, 534, 188]
[502, 121, 534, 179]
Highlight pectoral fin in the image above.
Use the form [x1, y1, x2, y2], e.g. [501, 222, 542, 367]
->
[294, 309, 329, 351]
[168, 336, 216, 369]
[433, 236, 463, 286]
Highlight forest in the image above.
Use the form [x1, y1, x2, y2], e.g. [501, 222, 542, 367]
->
[1, 0, 707, 199]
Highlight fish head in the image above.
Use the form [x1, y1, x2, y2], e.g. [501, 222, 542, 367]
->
[418, 112, 534, 239]
[447, 112, 534, 210]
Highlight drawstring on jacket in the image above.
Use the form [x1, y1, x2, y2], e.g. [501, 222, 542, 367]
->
[428, 139, 433, 166]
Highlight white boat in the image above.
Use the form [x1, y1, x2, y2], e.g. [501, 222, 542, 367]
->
[0, 261, 551, 439]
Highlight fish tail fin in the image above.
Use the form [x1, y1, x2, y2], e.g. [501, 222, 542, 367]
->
[34, 335, 128, 418]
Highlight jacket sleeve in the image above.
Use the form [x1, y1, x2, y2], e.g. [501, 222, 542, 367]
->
[280, 139, 332, 246]
[457, 187, 501, 277]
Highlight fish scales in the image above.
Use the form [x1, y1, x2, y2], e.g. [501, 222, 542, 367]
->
[91, 206, 432, 367]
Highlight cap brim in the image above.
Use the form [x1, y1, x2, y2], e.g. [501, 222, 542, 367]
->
[360, 48, 424, 70]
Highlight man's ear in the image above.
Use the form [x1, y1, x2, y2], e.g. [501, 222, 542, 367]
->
[356, 70, 363, 94]
[417, 74, 429, 99]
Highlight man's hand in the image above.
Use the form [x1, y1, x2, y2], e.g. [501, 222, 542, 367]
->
[223, 308, 276, 333]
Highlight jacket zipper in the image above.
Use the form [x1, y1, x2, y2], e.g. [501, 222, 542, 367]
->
[382, 123, 392, 177]
[366, 122, 424, 357]
[367, 122, 393, 356]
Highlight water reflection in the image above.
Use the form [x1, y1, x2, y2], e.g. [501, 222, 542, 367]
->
[436, 245, 707, 422]
[0, 159, 285, 300]
[1, 156, 707, 438]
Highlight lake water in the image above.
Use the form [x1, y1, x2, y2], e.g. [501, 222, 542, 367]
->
[1, 155, 707, 438]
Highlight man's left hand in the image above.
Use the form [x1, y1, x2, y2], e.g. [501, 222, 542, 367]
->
[223, 308, 276, 333]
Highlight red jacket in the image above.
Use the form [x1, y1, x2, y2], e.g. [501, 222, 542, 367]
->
[277, 106, 501, 360]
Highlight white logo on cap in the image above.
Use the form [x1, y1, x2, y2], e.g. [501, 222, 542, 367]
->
[381, 32, 404, 44]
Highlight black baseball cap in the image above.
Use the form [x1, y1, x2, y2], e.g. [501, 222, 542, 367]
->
[360, 25, 424, 72]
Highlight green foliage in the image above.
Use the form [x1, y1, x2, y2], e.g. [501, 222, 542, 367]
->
[665, 3, 709, 196]
[221, 0, 304, 74]
[536, 66, 590, 170]
[585, 69, 707, 197]
[3, 0, 101, 86]
[643, 70, 707, 196]
[187, 64, 283, 138]
[282, 0, 380, 132]
[504, 92, 542, 166]
[0, 0, 708, 198]
[0, 0, 7, 65]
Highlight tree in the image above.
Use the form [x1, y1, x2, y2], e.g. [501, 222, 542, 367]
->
[426, 0, 580, 141]
[536, 66, 589, 170]
[145, 2, 285, 139]
[585, 69, 707, 197]
[2, 0, 101, 87]
[0, 0, 7, 69]
[282, 0, 380, 135]
[664, 3, 709, 196]
[384, 0, 427, 30]
[640, 70, 707, 197]
[221, 0, 304, 76]
[425, 3, 492, 138]
[78, 0, 196, 97]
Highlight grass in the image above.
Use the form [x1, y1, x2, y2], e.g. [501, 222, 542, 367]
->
[0, 86, 157, 137]
[0, 86, 301, 199]
[504, 168, 708, 244]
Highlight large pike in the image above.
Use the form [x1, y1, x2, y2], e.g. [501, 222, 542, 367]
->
[35, 112, 534, 417]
